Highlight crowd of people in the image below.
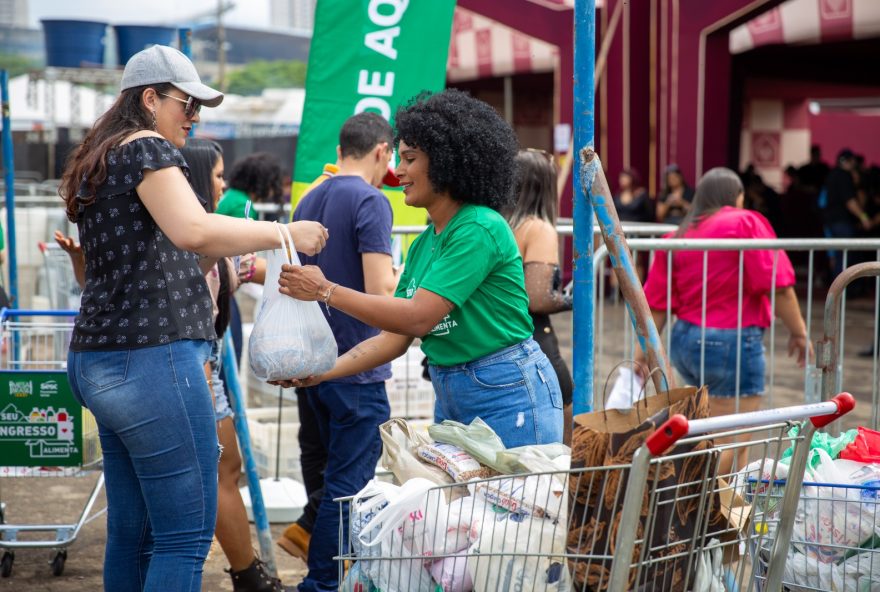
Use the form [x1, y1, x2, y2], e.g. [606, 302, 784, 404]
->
[56, 39, 875, 592]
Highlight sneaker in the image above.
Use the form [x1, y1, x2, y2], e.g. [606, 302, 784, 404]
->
[276, 523, 309, 562]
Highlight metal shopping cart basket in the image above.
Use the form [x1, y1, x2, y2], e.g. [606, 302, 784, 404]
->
[0, 309, 104, 578]
[335, 394, 854, 592]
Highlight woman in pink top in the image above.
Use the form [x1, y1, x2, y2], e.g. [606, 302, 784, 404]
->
[640, 167, 810, 470]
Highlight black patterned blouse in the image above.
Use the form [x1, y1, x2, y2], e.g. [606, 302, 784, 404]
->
[70, 136, 215, 351]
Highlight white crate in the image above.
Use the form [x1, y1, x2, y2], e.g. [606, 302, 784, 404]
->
[245, 407, 301, 480]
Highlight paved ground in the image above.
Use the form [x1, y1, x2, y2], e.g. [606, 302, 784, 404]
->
[2, 293, 878, 590]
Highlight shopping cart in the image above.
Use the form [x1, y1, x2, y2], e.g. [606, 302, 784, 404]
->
[37, 242, 82, 310]
[0, 309, 104, 578]
[335, 394, 854, 592]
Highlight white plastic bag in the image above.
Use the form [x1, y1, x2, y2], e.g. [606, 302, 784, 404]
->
[468, 510, 569, 592]
[605, 366, 645, 410]
[248, 223, 337, 381]
[471, 473, 565, 520]
[692, 539, 724, 592]
[832, 551, 880, 592]
[429, 551, 473, 592]
[783, 551, 836, 592]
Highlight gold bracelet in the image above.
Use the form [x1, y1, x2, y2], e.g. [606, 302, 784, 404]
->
[322, 283, 339, 304]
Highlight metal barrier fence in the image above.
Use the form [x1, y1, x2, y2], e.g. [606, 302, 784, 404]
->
[592, 238, 880, 429]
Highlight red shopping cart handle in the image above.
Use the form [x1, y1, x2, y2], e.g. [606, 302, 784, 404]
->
[646, 414, 689, 456]
[810, 392, 856, 428]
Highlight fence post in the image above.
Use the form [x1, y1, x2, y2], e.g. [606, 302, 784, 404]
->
[573, 0, 596, 414]
[1, 70, 17, 307]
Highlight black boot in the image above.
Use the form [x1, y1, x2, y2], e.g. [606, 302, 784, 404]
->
[227, 558, 290, 592]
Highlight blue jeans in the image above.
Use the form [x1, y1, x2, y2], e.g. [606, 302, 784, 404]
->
[68, 339, 217, 592]
[428, 338, 564, 447]
[297, 381, 390, 592]
[670, 320, 766, 397]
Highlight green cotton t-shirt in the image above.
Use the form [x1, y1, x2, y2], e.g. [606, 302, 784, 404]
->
[394, 204, 533, 366]
[215, 187, 258, 220]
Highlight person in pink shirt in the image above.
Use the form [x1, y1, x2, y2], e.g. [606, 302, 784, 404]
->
[639, 167, 810, 470]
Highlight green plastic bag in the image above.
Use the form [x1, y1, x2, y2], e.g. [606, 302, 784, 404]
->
[428, 418, 506, 471]
[780, 425, 857, 469]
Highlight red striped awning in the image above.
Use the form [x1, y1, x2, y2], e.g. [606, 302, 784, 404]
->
[730, 0, 880, 54]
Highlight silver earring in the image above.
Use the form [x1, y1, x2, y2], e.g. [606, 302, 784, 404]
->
[151, 111, 158, 130]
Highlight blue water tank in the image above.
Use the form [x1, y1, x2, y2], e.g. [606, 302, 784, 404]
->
[41, 19, 108, 68]
[116, 25, 178, 65]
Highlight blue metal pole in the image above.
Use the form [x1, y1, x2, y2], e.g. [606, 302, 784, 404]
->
[222, 331, 277, 575]
[572, 1, 596, 415]
[1, 70, 17, 307]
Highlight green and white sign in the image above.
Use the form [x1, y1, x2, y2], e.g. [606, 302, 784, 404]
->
[292, 0, 456, 224]
[0, 372, 83, 467]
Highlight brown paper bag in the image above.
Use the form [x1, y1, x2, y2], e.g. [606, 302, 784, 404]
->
[567, 385, 729, 592]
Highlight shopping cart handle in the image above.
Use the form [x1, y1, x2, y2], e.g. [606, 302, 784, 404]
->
[646, 414, 689, 455]
[810, 392, 856, 428]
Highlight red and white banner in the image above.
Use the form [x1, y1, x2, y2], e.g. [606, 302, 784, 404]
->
[730, 0, 880, 54]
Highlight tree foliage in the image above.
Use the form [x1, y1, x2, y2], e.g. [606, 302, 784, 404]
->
[0, 53, 39, 78]
[225, 60, 307, 96]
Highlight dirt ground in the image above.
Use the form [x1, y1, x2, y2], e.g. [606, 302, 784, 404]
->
[1, 293, 878, 591]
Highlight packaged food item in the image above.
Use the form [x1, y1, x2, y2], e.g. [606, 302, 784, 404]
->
[417, 442, 495, 482]
[471, 473, 565, 520]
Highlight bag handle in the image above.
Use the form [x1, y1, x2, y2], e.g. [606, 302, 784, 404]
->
[600, 361, 671, 424]
[352, 479, 400, 515]
[274, 222, 301, 266]
[357, 478, 437, 548]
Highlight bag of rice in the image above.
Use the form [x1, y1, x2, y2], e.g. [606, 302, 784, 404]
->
[417, 442, 495, 482]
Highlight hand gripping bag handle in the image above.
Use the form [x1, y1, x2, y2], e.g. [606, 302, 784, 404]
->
[274, 222, 301, 266]
[357, 477, 437, 549]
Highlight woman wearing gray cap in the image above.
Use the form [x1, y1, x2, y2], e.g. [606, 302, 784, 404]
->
[58, 45, 327, 592]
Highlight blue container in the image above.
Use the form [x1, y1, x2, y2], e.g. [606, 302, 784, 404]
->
[41, 19, 108, 68]
[116, 25, 178, 65]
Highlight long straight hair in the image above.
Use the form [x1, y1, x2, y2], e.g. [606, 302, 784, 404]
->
[59, 83, 174, 222]
[179, 139, 223, 213]
[507, 149, 559, 230]
[675, 167, 743, 237]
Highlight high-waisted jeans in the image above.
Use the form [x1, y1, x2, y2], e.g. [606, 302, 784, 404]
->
[428, 337, 564, 447]
[68, 339, 216, 592]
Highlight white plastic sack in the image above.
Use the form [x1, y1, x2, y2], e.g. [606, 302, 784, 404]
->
[783, 551, 836, 592]
[248, 223, 337, 381]
[605, 366, 645, 410]
[831, 551, 880, 592]
[429, 551, 473, 592]
[471, 473, 565, 520]
[468, 510, 569, 592]
[692, 539, 724, 592]
[794, 449, 877, 564]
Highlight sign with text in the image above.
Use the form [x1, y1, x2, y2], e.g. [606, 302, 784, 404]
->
[0, 372, 83, 467]
[292, 0, 456, 225]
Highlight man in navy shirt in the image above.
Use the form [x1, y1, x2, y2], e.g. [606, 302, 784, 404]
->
[282, 112, 396, 592]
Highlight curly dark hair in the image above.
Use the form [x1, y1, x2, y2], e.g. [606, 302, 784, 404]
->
[227, 152, 283, 202]
[393, 89, 519, 211]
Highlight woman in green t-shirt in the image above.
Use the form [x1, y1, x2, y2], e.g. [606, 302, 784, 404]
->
[275, 89, 564, 447]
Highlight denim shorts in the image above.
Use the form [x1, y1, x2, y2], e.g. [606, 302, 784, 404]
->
[670, 320, 766, 397]
[208, 340, 232, 422]
[428, 338, 564, 447]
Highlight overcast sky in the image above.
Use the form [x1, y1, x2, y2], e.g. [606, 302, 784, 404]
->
[28, 0, 270, 30]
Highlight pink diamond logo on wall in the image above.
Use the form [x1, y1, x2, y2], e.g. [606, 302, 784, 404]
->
[748, 8, 781, 35]
[821, 0, 852, 19]
[752, 132, 780, 167]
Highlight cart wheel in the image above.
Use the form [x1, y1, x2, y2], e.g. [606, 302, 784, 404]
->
[1, 551, 13, 578]
[50, 551, 66, 577]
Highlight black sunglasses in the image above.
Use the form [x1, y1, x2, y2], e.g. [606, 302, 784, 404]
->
[158, 92, 201, 119]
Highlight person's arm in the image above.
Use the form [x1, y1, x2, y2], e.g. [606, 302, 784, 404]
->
[134, 150, 328, 257]
[846, 197, 872, 230]
[280, 264, 452, 337]
[775, 285, 811, 367]
[362, 252, 397, 296]
[54, 230, 86, 290]
[655, 197, 670, 222]
[270, 331, 414, 388]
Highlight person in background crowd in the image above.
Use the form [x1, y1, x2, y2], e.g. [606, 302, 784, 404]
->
[275, 89, 563, 450]
[613, 168, 653, 224]
[56, 45, 327, 591]
[822, 148, 871, 279]
[505, 148, 574, 444]
[798, 144, 830, 194]
[656, 163, 695, 225]
[274, 113, 398, 591]
[639, 167, 810, 473]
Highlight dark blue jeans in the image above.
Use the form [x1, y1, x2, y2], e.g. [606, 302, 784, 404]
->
[68, 340, 217, 592]
[297, 381, 390, 592]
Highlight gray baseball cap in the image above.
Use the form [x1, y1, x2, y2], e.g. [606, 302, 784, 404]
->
[121, 45, 223, 108]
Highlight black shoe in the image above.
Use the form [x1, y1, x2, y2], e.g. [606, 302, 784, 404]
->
[859, 345, 876, 358]
[228, 558, 290, 592]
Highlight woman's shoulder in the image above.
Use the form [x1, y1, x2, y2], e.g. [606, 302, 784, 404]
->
[514, 216, 556, 241]
[98, 134, 186, 198]
[711, 207, 777, 238]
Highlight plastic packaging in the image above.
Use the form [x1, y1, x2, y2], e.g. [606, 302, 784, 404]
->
[780, 425, 858, 469]
[838, 426, 880, 464]
[429, 418, 507, 471]
[471, 473, 565, 520]
[248, 224, 337, 381]
[417, 442, 494, 482]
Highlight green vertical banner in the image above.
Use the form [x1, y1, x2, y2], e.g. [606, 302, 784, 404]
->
[292, 0, 457, 227]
